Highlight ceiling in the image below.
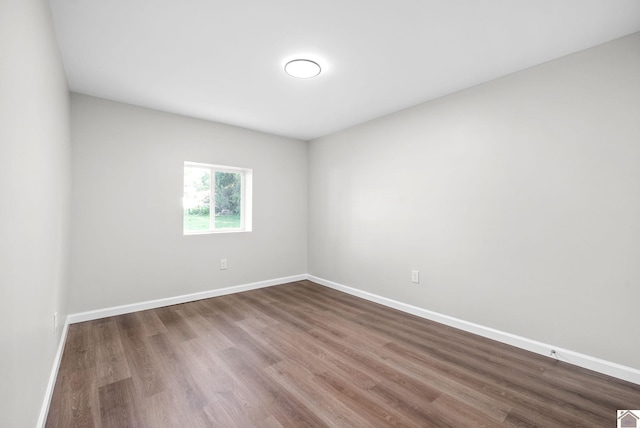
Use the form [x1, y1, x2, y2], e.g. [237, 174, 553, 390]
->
[48, 0, 640, 141]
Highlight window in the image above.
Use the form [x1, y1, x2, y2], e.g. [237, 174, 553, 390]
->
[183, 162, 252, 234]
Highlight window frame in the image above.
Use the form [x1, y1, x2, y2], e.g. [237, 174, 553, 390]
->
[183, 161, 253, 235]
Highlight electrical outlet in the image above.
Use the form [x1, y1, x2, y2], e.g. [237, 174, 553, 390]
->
[220, 258, 227, 270]
[411, 270, 420, 284]
[53, 312, 58, 334]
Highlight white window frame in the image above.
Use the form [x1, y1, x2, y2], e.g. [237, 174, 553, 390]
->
[183, 161, 253, 235]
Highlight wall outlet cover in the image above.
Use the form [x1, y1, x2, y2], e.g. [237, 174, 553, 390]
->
[411, 270, 419, 284]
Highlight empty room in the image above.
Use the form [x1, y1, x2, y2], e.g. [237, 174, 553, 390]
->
[2, 0, 640, 427]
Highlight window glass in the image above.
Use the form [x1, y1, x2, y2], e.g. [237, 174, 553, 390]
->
[183, 162, 252, 234]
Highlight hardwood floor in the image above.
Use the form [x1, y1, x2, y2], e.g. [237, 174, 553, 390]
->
[46, 280, 640, 427]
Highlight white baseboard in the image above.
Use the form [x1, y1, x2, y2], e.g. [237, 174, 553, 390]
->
[67, 274, 307, 324]
[308, 275, 640, 386]
[38, 273, 640, 427]
[37, 316, 70, 428]
[56, 272, 639, 397]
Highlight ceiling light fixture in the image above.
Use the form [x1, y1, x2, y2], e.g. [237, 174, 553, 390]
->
[284, 59, 321, 79]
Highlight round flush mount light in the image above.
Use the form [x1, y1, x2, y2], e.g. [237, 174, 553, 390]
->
[284, 59, 321, 78]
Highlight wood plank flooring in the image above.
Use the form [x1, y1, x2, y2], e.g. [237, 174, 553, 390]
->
[46, 280, 640, 427]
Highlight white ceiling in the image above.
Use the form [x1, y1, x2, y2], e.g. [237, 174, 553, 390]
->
[48, 0, 640, 141]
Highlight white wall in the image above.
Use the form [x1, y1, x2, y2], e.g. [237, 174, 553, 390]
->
[0, 0, 71, 426]
[309, 33, 640, 369]
[69, 94, 307, 313]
